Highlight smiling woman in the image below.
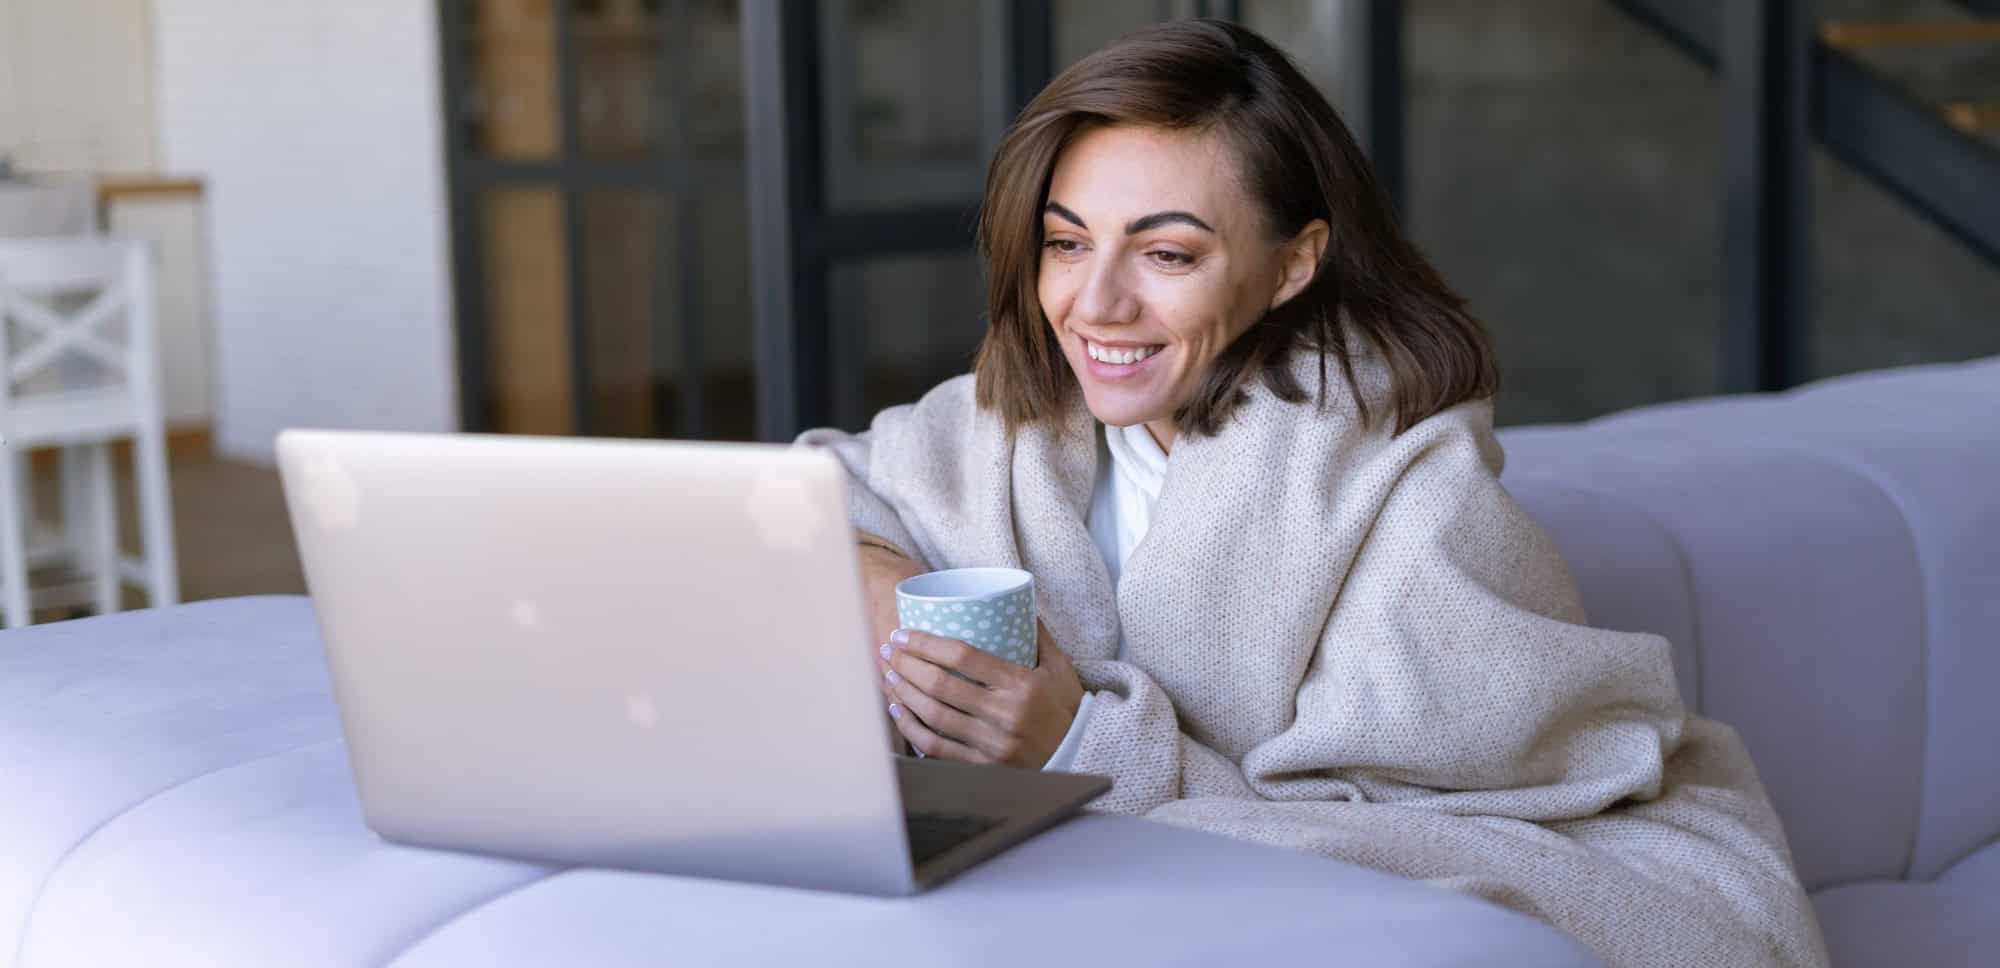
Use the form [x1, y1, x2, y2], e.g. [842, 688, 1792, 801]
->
[796, 18, 1826, 968]
[972, 22, 1495, 445]
[1030, 125, 1325, 450]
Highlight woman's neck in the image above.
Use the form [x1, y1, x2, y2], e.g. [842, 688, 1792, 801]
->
[1144, 419, 1176, 455]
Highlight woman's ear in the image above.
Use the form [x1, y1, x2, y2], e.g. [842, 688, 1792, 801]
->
[1269, 219, 1330, 311]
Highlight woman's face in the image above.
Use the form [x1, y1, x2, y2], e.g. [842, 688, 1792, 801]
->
[1037, 124, 1325, 449]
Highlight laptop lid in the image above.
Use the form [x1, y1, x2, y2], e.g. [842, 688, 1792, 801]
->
[277, 430, 918, 895]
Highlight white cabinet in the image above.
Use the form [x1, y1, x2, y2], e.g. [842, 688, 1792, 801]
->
[104, 181, 213, 428]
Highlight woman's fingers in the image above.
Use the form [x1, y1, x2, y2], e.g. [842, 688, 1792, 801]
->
[881, 654, 1015, 759]
[881, 637, 1017, 724]
[890, 630, 1025, 693]
[887, 700, 990, 763]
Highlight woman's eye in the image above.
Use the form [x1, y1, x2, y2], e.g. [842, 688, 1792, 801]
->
[1042, 239, 1084, 256]
[1148, 250, 1194, 267]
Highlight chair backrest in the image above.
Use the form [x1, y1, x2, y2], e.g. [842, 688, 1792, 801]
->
[1498, 357, 2000, 892]
[0, 236, 159, 418]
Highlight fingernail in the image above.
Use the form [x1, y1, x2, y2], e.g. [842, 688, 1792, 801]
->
[889, 628, 910, 645]
[879, 643, 892, 660]
[888, 703, 903, 720]
[884, 667, 900, 686]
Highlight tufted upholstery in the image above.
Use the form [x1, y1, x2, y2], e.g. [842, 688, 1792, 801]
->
[1498, 356, 2000, 966]
[0, 358, 1989, 968]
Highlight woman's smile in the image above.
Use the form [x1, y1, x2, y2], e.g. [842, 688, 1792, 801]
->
[1079, 335, 1166, 382]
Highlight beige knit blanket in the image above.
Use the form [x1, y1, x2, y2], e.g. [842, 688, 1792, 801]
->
[798, 349, 1828, 968]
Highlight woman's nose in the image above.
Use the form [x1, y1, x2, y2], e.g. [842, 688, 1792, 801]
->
[1069, 258, 1136, 327]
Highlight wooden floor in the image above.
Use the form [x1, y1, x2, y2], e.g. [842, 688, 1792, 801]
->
[24, 448, 305, 622]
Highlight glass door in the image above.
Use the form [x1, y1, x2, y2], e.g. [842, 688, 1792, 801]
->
[740, 0, 1032, 438]
[440, 1, 1380, 440]
[441, 0, 756, 439]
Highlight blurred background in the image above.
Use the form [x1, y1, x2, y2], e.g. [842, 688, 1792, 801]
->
[0, 0, 1994, 606]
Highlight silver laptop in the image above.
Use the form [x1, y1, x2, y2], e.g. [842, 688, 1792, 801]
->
[275, 429, 1110, 896]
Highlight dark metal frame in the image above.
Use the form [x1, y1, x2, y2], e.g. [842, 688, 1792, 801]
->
[662, 0, 706, 439]
[444, 0, 1994, 435]
[438, 1, 488, 432]
[1608, 0, 2000, 392]
[1814, 44, 2000, 268]
[747, 0, 1051, 440]
[1721, 0, 1809, 393]
[442, 1, 1414, 437]
[1605, 0, 1720, 69]
[1011, 0, 1055, 115]
[438, 0, 722, 436]
[742, 0, 795, 442]
[780, 0, 834, 439]
[1368, 0, 1406, 216]
[552, 1, 594, 433]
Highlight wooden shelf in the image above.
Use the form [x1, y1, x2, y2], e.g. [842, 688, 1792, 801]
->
[1820, 20, 2000, 48]
[1942, 100, 2000, 133]
[96, 177, 205, 205]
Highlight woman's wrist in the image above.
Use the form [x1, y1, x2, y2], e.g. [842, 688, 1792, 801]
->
[854, 532, 912, 562]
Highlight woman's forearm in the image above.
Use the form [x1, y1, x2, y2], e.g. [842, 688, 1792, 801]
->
[857, 532, 923, 754]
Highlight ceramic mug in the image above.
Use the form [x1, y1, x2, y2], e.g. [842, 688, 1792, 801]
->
[894, 567, 1038, 681]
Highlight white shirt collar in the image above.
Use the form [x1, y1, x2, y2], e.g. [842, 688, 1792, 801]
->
[1103, 421, 1168, 500]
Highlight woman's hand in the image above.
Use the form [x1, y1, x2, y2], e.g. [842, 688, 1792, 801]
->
[855, 535, 924, 753]
[876, 622, 1085, 769]
[857, 540, 923, 652]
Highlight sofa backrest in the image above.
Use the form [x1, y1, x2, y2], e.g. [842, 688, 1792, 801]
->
[1496, 357, 2000, 892]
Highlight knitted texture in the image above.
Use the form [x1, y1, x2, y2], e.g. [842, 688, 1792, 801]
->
[797, 349, 1828, 968]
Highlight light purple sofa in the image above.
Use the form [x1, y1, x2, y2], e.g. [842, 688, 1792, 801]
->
[2, 356, 1994, 966]
[1497, 356, 2000, 967]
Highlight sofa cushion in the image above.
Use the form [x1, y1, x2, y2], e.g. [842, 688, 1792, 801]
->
[1937, 840, 2000, 891]
[1811, 880, 1992, 967]
[1499, 450, 1702, 709]
[1498, 425, 1929, 890]
[1575, 357, 2000, 881]
[1, 598, 1601, 968]
[1777, 363, 2000, 879]
[0, 597, 548, 968]
[0, 597, 347, 960]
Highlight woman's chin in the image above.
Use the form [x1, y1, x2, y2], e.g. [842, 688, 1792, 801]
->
[1063, 354, 1174, 427]
[1080, 390, 1166, 430]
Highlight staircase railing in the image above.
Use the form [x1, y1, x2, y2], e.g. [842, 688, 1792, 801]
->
[1602, 0, 1999, 391]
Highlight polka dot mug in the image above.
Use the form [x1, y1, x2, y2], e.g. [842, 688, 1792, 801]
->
[894, 567, 1037, 683]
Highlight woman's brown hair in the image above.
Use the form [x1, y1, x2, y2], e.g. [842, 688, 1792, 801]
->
[972, 18, 1497, 437]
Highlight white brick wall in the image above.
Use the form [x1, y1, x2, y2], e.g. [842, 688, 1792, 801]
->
[152, 0, 457, 461]
[0, 0, 158, 173]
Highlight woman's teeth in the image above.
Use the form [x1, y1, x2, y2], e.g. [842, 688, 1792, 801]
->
[1086, 340, 1160, 365]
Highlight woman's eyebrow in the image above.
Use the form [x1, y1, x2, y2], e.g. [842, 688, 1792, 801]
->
[1043, 201, 1215, 236]
[1126, 210, 1214, 235]
[1044, 201, 1089, 229]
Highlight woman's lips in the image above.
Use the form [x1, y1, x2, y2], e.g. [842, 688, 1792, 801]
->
[1080, 337, 1164, 382]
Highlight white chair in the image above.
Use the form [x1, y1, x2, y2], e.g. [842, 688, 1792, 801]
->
[0, 236, 179, 627]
